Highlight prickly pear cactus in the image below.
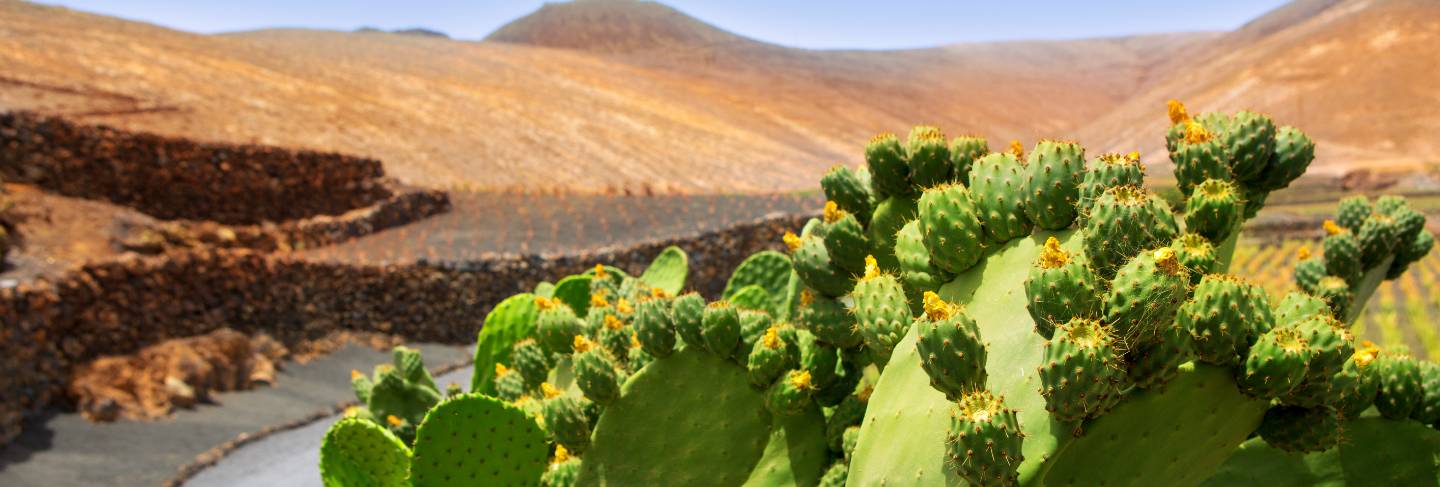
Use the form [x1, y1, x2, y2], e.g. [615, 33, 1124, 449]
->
[318, 102, 1440, 486]
[785, 103, 1335, 486]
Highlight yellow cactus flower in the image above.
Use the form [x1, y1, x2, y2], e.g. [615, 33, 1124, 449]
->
[789, 370, 813, 391]
[1323, 220, 1345, 236]
[861, 255, 881, 281]
[541, 383, 561, 399]
[1038, 236, 1069, 269]
[573, 335, 594, 354]
[783, 231, 802, 252]
[823, 201, 844, 224]
[922, 291, 955, 321]
[604, 314, 625, 331]
[1167, 99, 1190, 124]
[762, 327, 784, 350]
[1009, 140, 1025, 159]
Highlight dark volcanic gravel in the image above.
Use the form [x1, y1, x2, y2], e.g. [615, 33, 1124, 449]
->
[298, 192, 821, 264]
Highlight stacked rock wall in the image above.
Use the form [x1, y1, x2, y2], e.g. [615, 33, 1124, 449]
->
[0, 212, 811, 445]
[0, 112, 391, 224]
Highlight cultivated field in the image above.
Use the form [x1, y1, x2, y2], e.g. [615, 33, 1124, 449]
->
[1231, 237, 1440, 359]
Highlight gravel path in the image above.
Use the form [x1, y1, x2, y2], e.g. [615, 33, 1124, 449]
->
[0, 344, 471, 487]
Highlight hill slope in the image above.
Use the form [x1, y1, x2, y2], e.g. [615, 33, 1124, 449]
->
[0, 0, 1211, 193]
[1081, 0, 1440, 177]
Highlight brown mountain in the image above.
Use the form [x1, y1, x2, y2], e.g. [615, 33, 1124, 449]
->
[1, 0, 1430, 193]
[1081, 0, 1440, 178]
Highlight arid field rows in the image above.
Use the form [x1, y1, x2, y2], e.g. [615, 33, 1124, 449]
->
[2, 0, 1439, 193]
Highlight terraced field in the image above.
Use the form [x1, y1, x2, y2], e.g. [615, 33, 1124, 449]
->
[1231, 238, 1440, 359]
[298, 191, 821, 264]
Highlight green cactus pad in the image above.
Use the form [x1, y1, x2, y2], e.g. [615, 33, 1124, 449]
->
[1022, 140, 1086, 230]
[533, 281, 556, 298]
[511, 339, 554, 388]
[579, 349, 825, 486]
[730, 285, 773, 313]
[850, 265, 912, 362]
[725, 250, 796, 314]
[1336, 196, 1370, 233]
[1172, 124, 1234, 196]
[1205, 417, 1440, 486]
[1078, 152, 1144, 220]
[541, 395, 592, 454]
[1323, 228, 1363, 284]
[702, 302, 743, 360]
[791, 233, 854, 298]
[919, 183, 989, 274]
[1172, 233, 1218, 285]
[948, 135, 989, 185]
[1293, 255, 1327, 294]
[1184, 179, 1244, 244]
[797, 289, 861, 349]
[670, 292, 708, 351]
[821, 165, 874, 226]
[639, 246, 689, 296]
[1023, 236, 1103, 338]
[865, 133, 912, 198]
[1039, 318, 1125, 422]
[472, 293, 541, 394]
[1219, 110, 1277, 185]
[633, 298, 676, 358]
[1103, 247, 1190, 344]
[573, 347, 621, 406]
[969, 152, 1033, 243]
[551, 275, 593, 318]
[1375, 351, 1424, 420]
[849, 231, 1267, 487]
[320, 417, 412, 487]
[1254, 125, 1314, 192]
[1179, 275, 1272, 366]
[1083, 185, 1178, 277]
[410, 394, 547, 487]
[915, 295, 988, 400]
[867, 195, 919, 272]
[739, 409, 830, 487]
[906, 125, 954, 188]
[541, 458, 581, 487]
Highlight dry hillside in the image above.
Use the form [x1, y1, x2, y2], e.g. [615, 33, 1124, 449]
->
[1, 0, 1207, 193]
[1082, 0, 1440, 177]
[0, 0, 1432, 192]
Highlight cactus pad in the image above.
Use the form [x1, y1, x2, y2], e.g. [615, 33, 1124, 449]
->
[410, 394, 547, 487]
[850, 231, 1267, 486]
[320, 417, 411, 487]
[472, 293, 541, 394]
[579, 349, 825, 486]
[639, 246, 689, 296]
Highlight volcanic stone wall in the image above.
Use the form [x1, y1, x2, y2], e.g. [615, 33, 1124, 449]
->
[0, 212, 811, 446]
[121, 188, 452, 254]
[0, 111, 391, 224]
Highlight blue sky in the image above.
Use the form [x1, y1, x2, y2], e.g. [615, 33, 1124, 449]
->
[42, 0, 1292, 49]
